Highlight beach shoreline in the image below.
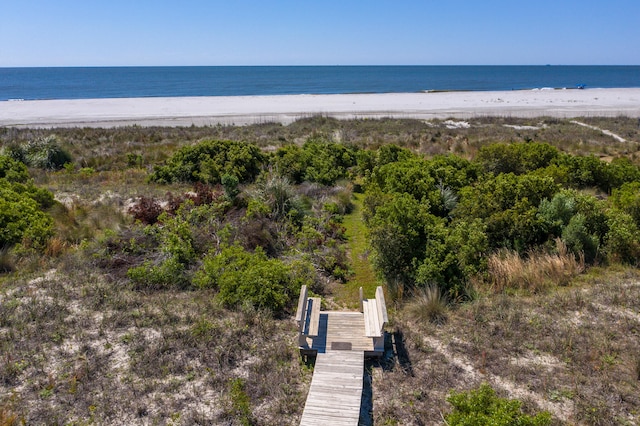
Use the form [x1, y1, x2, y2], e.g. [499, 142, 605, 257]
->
[1, 88, 639, 128]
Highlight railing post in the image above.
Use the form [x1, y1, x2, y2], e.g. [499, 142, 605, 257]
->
[359, 287, 364, 312]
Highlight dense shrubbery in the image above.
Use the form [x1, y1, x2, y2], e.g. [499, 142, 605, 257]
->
[16, 132, 640, 309]
[273, 139, 358, 185]
[0, 155, 54, 250]
[149, 139, 265, 184]
[99, 163, 350, 313]
[363, 142, 640, 297]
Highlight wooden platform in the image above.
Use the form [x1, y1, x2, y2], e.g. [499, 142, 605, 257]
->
[299, 351, 364, 426]
[297, 286, 387, 425]
[298, 311, 384, 356]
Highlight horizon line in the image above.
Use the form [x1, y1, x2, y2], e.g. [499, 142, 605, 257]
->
[2, 64, 640, 69]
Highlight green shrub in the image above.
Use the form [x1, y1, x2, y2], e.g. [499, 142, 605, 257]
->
[365, 191, 433, 287]
[552, 154, 611, 191]
[0, 156, 54, 250]
[127, 257, 188, 290]
[446, 384, 551, 426]
[221, 173, 240, 199]
[149, 139, 264, 184]
[416, 219, 488, 298]
[0, 155, 30, 183]
[610, 181, 640, 227]
[561, 214, 599, 262]
[194, 245, 301, 314]
[0, 183, 54, 249]
[604, 209, 640, 264]
[476, 142, 559, 175]
[538, 190, 577, 236]
[273, 139, 358, 185]
[455, 173, 558, 252]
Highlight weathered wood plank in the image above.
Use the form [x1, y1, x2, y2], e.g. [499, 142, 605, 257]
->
[295, 285, 308, 328]
[299, 351, 364, 426]
[307, 297, 321, 337]
[363, 299, 381, 337]
[376, 286, 389, 327]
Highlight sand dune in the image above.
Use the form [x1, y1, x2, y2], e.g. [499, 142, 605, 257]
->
[1, 88, 639, 128]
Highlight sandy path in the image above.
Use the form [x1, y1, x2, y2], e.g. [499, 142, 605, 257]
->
[570, 120, 628, 142]
[1, 88, 639, 128]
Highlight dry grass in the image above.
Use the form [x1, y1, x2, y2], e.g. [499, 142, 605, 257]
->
[406, 285, 448, 324]
[487, 239, 585, 293]
[0, 265, 309, 425]
[373, 268, 640, 425]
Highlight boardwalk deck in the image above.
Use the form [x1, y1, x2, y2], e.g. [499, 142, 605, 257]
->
[298, 311, 384, 355]
[299, 351, 364, 426]
[298, 286, 387, 425]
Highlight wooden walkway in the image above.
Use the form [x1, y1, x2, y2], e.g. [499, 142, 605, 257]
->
[299, 351, 364, 426]
[296, 285, 388, 426]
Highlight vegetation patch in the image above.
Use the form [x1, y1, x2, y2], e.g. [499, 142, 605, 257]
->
[1, 117, 640, 424]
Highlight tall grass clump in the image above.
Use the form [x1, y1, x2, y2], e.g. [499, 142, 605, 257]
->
[4, 135, 72, 170]
[407, 285, 448, 324]
[487, 239, 585, 293]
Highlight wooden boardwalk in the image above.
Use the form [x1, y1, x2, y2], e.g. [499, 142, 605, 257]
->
[299, 351, 364, 426]
[296, 286, 388, 425]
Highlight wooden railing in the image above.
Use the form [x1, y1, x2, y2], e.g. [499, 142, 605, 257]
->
[295, 285, 321, 337]
[361, 286, 388, 338]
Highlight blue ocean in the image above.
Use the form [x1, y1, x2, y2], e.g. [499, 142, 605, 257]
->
[1, 66, 639, 101]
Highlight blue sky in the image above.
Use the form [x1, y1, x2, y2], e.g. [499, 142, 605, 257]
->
[1, 0, 639, 66]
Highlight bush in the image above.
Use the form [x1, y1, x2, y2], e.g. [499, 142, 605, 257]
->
[416, 219, 488, 298]
[0, 183, 54, 249]
[610, 181, 640, 227]
[149, 139, 264, 184]
[365, 191, 433, 287]
[127, 257, 188, 290]
[194, 245, 302, 315]
[0, 155, 30, 183]
[561, 213, 599, 262]
[128, 196, 163, 225]
[0, 156, 55, 249]
[446, 384, 552, 426]
[604, 209, 640, 264]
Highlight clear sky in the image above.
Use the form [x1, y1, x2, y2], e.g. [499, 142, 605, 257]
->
[1, 0, 639, 67]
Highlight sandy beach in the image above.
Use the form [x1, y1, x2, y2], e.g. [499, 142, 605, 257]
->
[1, 88, 639, 128]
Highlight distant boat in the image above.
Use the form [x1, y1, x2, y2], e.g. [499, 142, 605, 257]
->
[576, 84, 586, 89]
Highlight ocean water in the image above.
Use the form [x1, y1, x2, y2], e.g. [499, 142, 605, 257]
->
[0, 66, 639, 101]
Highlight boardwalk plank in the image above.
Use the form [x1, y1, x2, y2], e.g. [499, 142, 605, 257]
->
[299, 351, 363, 426]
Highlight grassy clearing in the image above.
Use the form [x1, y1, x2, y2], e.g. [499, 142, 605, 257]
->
[335, 193, 381, 308]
